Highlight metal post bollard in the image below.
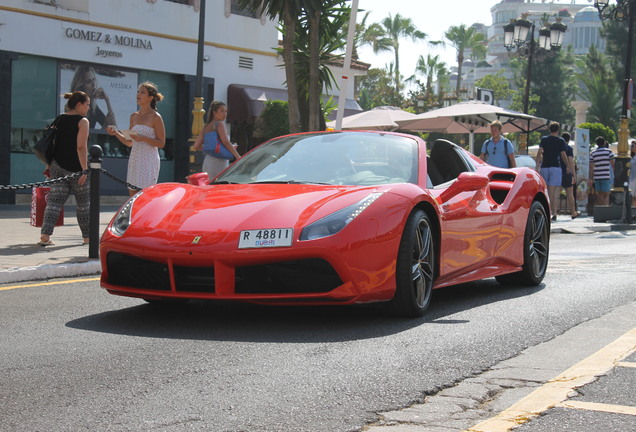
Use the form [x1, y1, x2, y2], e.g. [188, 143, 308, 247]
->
[88, 145, 103, 259]
[625, 181, 633, 224]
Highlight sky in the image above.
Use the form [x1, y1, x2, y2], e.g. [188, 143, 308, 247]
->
[354, 0, 496, 76]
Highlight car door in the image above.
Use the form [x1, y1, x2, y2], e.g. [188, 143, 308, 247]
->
[427, 141, 503, 278]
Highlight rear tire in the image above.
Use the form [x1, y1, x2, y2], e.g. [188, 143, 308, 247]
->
[386, 209, 435, 317]
[496, 200, 549, 286]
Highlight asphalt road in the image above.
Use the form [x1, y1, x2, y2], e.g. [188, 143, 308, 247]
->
[1, 231, 635, 432]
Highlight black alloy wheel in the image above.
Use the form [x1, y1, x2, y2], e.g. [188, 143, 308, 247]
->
[387, 209, 435, 317]
[496, 200, 549, 286]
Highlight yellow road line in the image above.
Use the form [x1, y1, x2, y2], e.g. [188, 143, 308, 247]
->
[618, 361, 636, 368]
[557, 400, 636, 416]
[464, 326, 636, 432]
[0, 277, 100, 291]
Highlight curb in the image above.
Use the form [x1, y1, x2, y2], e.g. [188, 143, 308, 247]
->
[551, 222, 636, 234]
[0, 261, 101, 285]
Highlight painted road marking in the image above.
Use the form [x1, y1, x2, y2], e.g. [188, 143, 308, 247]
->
[557, 400, 636, 416]
[465, 326, 636, 432]
[0, 277, 100, 291]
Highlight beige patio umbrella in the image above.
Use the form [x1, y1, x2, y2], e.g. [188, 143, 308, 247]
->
[396, 100, 548, 153]
[327, 106, 418, 131]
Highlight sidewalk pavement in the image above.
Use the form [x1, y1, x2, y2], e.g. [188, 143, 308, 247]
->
[0, 204, 122, 284]
[1, 204, 635, 285]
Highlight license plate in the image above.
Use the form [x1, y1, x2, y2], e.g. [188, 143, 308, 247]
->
[238, 228, 293, 249]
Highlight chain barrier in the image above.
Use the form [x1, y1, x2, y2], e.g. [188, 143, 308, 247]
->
[0, 169, 141, 192]
[0, 171, 87, 191]
[99, 169, 141, 192]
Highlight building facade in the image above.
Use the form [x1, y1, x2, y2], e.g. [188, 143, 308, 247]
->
[457, 0, 604, 107]
[0, 0, 363, 203]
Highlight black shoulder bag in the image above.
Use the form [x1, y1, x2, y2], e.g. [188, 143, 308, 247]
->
[34, 116, 61, 165]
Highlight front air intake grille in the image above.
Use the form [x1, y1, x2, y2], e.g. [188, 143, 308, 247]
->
[235, 259, 342, 294]
[173, 265, 215, 293]
[106, 252, 170, 291]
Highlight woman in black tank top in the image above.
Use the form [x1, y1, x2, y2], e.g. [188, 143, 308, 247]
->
[38, 91, 91, 246]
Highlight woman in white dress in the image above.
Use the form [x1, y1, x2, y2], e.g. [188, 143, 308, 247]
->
[108, 82, 166, 196]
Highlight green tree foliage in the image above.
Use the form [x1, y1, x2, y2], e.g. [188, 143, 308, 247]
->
[291, 1, 347, 131]
[598, 20, 636, 132]
[573, 46, 621, 132]
[578, 122, 616, 145]
[403, 54, 448, 112]
[357, 67, 403, 109]
[443, 24, 487, 97]
[259, 100, 290, 141]
[509, 49, 575, 125]
[236, 0, 303, 132]
[237, 0, 347, 133]
[508, 58, 540, 115]
[474, 71, 513, 105]
[357, 88, 373, 111]
[600, 19, 636, 85]
[353, 11, 387, 59]
[369, 14, 427, 96]
[410, 54, 447, 97]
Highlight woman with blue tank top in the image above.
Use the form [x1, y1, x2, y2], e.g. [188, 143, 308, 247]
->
[193, 101, 241, 179]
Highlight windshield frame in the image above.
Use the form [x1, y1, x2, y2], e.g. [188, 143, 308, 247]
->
[216, 131, 420, 187]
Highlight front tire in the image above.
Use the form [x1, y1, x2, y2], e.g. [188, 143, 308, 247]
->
[496, 200, 549, 286]
[386, 209, 435, 317]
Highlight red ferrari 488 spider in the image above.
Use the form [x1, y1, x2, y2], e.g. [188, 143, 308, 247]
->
[100, 131, 550, 317]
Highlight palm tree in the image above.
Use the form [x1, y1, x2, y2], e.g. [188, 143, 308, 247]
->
[238, 0, 349, 132]
[353, 11, 389, 59]
[581, 75, 621, 130]
[444, 24, 486, 97]
[306, 4, 321, 132]
[237, 0, 304, 133]
[375, 13, 427, 95]
[293, 3, 347, 130]
[412, 54, 446, 98]
[574, 47, 621, 130]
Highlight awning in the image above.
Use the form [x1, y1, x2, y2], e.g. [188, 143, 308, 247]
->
[227, 84, 362, 123]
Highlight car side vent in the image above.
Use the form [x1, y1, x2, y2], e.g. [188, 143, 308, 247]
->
[490, 173, 516, 182]
[238, 56, 254, 69]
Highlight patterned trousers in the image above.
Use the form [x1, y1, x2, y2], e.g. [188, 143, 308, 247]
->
[40, 160, 90, 238]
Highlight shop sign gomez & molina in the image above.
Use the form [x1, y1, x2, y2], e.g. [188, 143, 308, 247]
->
[64, 27, 153, 58]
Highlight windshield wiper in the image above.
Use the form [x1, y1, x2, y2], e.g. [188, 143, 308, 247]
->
[209, 180, 239, 184]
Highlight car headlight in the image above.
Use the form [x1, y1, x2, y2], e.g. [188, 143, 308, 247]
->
[300, 193, 382, 241]
[110, 193, 140, 237]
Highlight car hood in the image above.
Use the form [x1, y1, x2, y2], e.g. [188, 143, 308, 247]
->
[125, 183, 386, 235]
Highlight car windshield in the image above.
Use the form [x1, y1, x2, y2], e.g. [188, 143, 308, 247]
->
[216, 131, 419, 186]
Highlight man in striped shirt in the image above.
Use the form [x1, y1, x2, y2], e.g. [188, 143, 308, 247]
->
[589, 136, 615, 206]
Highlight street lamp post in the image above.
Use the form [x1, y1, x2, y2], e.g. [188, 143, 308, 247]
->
[592, 0, 634, 209]
[503, 15, 567, 154]
[189, 0, 207, 174]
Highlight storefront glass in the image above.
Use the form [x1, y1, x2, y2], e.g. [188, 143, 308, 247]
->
[11, 55, 177, 162]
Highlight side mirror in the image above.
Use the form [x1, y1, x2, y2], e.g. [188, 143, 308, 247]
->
[186, 172, 210, 186]
[437, 172, 489, 203]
